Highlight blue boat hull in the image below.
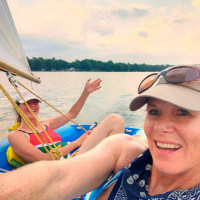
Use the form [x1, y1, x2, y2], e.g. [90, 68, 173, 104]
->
[0, 125, 144, 171]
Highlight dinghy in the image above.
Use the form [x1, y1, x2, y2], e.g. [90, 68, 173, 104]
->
[0, 124, 144, 171]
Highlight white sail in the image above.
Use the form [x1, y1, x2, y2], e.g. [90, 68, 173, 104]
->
[0, 0, 40, 83]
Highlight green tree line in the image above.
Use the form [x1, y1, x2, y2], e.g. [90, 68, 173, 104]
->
[27, 57, 171, 72]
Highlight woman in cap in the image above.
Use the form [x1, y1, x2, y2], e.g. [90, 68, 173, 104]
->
[7, 78, 128, 163]
[96, 65, 200, 199]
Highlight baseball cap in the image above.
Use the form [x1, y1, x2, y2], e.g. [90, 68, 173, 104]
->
[129, 66, 200, 111]
[15, 90, 41, 103]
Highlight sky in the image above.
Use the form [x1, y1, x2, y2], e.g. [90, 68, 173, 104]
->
[6, 0, 200, 65]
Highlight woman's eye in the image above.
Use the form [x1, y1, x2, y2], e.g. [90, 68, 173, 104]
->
[148, 110, 160, 115]
[178, 109, 190, 116]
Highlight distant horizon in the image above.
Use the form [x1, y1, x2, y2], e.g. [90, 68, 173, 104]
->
[28, 56, 173, 66]
[27, 57, 170, 72]
[7, 0, 200, 65]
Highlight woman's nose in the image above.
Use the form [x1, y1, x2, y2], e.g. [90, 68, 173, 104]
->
[153, 115, 174, 133]
[27, 102, 34, 107]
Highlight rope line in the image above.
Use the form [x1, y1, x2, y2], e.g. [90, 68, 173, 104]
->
[69, 148, 80, 158]
[0, 168, 9, 172]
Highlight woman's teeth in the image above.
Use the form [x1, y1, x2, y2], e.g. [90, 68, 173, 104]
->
[28, 110, 35, 112]
[156, 142, 181, 152]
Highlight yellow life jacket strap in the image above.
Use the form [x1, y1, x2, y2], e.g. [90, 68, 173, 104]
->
[7, 122, 21, 132]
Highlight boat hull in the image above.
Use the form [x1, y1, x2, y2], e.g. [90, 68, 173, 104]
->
[0, 125, 144, 171]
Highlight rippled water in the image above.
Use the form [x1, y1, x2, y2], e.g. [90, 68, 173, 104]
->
[0, 71, 151, 139]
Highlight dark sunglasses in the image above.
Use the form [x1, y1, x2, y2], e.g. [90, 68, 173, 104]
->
[138, 66, 200, 94]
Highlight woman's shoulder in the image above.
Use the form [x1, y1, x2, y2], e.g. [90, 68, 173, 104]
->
[40, 120, 50, 127]
[8, 129, 29, 139]
[8, 129, 19, 136]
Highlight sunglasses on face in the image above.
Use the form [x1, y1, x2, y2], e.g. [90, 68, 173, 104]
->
[138, 66, 200, 94]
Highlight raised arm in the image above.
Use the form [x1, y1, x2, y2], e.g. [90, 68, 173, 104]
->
[44, 78, 102, 130]
[1, 134, 148, 200]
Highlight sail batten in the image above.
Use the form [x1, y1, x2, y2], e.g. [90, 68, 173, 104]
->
[0, 0, 40, 83]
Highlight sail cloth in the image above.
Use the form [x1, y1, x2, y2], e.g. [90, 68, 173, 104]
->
[0, 0, 40, 83]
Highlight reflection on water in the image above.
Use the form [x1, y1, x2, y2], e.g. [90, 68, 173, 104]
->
[0, 71, 151, 139]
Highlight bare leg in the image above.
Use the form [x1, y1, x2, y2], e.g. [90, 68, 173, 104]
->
[76, 114, 125, 155]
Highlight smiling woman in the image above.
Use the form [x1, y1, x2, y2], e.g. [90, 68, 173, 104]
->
[102, 65, 200, 200]
[144, 98, 200, 178]
[14, 90, 41, 123]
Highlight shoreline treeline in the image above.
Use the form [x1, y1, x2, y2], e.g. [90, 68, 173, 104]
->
[27, 57, 171, 72]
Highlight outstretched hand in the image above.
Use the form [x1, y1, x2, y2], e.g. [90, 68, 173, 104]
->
[76, 130, 91, 146]
[84, 78, 102, 94]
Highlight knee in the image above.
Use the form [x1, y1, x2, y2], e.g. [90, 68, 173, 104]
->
[106, 114, 125, 125]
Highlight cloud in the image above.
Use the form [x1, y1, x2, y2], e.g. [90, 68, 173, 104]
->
[8, 0, 87, 42]
[173, 18, 188, 24]
[111, 6, 149, 19]
[6, 0, 200, 65]
[138, 30, 148, 38]
[131, 8, 149, 17]
[118, 16, 175, 55]
[192, 0, 200, 8]
[84, 20, 114, 36]
[184, 29, 200, 53]
[111, 9, 129, 18]
[83, 8, 115, 36]
[101, 35, 121, 47]
[22, 37, 68, 58]
[172, 3, 193, 23]
[158, 7, 166, 13]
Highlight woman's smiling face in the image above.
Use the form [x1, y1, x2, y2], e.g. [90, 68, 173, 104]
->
[19, 99, 40, 120]
[144, 98, 200, 176]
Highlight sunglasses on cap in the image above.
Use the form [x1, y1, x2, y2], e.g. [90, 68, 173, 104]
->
[138, 66, 200, 94]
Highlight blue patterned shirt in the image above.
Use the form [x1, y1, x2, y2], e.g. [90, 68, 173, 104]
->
[108, 149, 200, 200]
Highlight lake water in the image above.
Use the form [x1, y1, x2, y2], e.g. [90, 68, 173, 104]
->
[0, 71, 152, 139]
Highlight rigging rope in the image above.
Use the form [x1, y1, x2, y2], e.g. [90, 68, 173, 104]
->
[0, 168, 9, 173]
[9, 78, 65, 159]
[0, 83, 59, 160]
[1, 73, 89, 163]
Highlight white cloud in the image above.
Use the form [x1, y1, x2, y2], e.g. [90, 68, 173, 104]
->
[192, 0, 200, 8]
[8, 0, 86, 42]
[184, 29, 200, 53]
[138, 30, 148, 38]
